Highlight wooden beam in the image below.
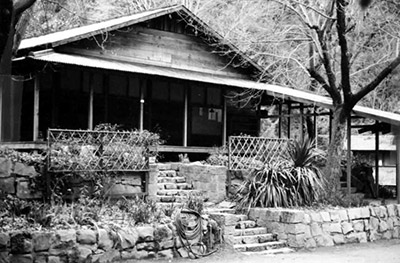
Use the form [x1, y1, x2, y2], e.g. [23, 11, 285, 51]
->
[300, 103, 304, 140]
[329, 110, 333, 143]
[287, 103, 291, 139]
[183, 86, 188, 147]
[347, 115, 352, 196]
[278, 102, 282, 138]
[396, 126, 400, 204]
[139, 81, 144, 132]
[88, 73, 94, 130]
[33, 75, 40, 141]
[223, 95, 227, 145]
[375, 121, 380, 198]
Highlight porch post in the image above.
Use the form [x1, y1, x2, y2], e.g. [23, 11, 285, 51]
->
[139, 80, 145, 132]
[346, 115, 352, 196]
[33, 75, 40, 141]
[374, 121, 380, 198]
[222, 95, 227, 145]
[396, 126, 400, 204]
[88, 73, 94, 130]
[300, 103, 304, 140]
[183, 87, 188, 147]
[287, 102, 291, 139]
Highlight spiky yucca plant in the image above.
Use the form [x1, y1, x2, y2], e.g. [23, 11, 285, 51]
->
[236, 136, 325, 211]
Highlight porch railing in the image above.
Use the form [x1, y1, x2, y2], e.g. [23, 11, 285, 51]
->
[228, 136, 290, 171]
[47, 129, 152, 173]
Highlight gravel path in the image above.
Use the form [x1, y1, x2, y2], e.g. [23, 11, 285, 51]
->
[146, 239, 400, 263]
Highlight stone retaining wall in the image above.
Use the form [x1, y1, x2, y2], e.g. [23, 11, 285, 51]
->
[0, 224, 189, 263]
[248, 204, 400, 249]
[0, 158, 42, 199]
[156, 162, 227, 203]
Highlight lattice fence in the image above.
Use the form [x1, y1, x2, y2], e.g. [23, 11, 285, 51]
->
[228, 136, 290, 170]
[47, 129, 154, 173]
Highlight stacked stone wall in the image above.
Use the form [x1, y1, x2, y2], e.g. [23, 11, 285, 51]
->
[0, 158, 42, 199]
[0, 224, 188, 263]
[248, 204, 400, 249]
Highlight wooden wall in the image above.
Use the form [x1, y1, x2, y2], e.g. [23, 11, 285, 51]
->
[57, 15, 250, 79]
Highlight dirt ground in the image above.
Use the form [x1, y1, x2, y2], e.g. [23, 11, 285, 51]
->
[149, 239, 400, 263]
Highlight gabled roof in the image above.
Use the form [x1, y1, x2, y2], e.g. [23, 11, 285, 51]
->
[18, 5, 263, 73]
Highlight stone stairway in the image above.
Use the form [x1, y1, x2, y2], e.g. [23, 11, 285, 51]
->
[207, 209, 294, 255]
[156, 168, 202, 209]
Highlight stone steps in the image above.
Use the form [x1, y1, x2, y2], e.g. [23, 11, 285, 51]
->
[157, 189, 202, 196]
[232, 233, 276, 245]
[233, 227, 268, 236]
[234, 240, 287, 252]
[157, 176, 187, 184]
[241, 247, 295, 256]
[235, 220, 257, 229]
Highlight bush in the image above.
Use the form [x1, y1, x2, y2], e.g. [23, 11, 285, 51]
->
[236, 137, 324, 211]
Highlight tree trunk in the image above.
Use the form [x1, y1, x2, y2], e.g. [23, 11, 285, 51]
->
[323, 105, 347, 198]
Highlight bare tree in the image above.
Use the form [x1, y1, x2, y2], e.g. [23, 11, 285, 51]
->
[198, 0, 400, 197]
[0, 0, 37, 140]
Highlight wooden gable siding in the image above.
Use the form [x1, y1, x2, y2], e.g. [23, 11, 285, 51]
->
[56, 15, 250, 79]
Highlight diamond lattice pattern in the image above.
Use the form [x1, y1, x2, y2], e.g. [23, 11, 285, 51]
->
[228, 136, 289, 170]
[48, 129, 151, 172]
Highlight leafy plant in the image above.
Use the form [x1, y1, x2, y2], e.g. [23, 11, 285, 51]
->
[236, 137, 325, 211]
[184, 193, 204, 214]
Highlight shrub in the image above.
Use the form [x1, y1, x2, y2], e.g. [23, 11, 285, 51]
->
[236, 137, 324, 211]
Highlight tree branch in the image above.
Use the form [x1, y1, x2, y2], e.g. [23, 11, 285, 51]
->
[336, 0, 352, 103]
[351, 54, 400, 107]
[13, 0, 36, 25]
[308, 68, 342, 104]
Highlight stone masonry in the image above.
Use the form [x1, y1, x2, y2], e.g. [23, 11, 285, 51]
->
[248, 204, 400, 249]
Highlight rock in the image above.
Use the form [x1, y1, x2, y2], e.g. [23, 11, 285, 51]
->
[332, 234, 345, 245]
[136, 241, 156, 251]
[310, 223, 323, 236]
[346, 232, 367, 243]
[136, 226, 153, 242]
[320, 212, 331, 222]
[49, 230, 76, 254]
[92, 250, 120, 263]
[304, 225, 312, 239]
[386, 205, 396, 217]
[287, 234, 305, 248]
[159, 239, 175, 249]
[13, 163, 38, 177]
[157, 249, 174, 259]
[117, 229, 138, 249]
[9, 254, 32, 263]
[177, 248, 189, 258]
[76, 246, 92, 263]
[309, 212, 323, 223]
[303, 214, 311, 224]
[341, 222, 353, 235]
[285, 223, 306, 235]
[379, 221, 388, 232]
[265, 210, 281, 222]
[304, 238, 317, 249]
[98, 229, 113, 250]
[47, 256, 62, 263]
[347, 208, 362, 220]
[314, 235, 334, 247]
[322, 223, 342, 234]
[382, 231, 393, 240]
[0, 158, 12, 177]
[329, 211, 341, 222]
[352, 220, 365, 232]
[34, 253, 48, 263]
[32, 232, 54, 252]
[0, 177, 15, 194]
[154, 225, 173, 242]
[360, 207, 370, 218]
[281, 210, 305, 223]
[369, 217, 379, 231]
[10, 232, 32, 254]
[0, 233, 10, 248]
[16, 179, 42, 199]
[77, 230, 96, 245]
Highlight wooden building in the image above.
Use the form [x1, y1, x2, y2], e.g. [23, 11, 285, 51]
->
[2, 5, 400, 201]
[7, 5, 264, 156]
